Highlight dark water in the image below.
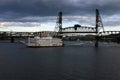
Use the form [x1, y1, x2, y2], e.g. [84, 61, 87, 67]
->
[0, 41, 120, 80]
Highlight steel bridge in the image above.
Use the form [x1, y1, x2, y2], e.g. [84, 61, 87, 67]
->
[55, 9, 120, 36]
[59, 26, 120, 36]
[54, 9, 120, 47]
[5, 9, 120, 47]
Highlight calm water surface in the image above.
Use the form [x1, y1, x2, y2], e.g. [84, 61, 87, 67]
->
[0, 41, 120, 80]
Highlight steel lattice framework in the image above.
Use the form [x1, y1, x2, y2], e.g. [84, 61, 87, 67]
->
[54, 12, 62, 32]
[96, 9, 104, 34]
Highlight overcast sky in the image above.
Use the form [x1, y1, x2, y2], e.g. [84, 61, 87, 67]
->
[0, 0, 120, 31]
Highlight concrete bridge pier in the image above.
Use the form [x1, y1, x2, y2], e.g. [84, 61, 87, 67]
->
[10, 36, 14, 43]
[95, 36, 99, 48]
[10, 33, 14, 43]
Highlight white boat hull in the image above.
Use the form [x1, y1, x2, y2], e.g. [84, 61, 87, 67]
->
[27, 37, 64, 47]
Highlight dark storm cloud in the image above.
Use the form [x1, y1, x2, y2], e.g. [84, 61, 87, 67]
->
[0, 0, 120, 19]
[0, 0, 69, 18]
[0, 0, 120, 28]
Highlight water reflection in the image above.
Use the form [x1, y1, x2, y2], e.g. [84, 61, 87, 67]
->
[0, 41, 120, 80]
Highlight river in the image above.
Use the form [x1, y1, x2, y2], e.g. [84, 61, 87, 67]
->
[0, 41, 120, 80]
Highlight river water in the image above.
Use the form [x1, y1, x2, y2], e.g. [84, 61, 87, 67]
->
[0, 41, 120, 80]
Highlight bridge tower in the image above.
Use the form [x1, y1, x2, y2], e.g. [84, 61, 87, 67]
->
[95, 9, 104, 47]
[95, 9, 104, 34]
[54, 12, 62, 33]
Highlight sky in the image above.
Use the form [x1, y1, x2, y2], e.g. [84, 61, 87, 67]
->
[0, 0, 120, 32]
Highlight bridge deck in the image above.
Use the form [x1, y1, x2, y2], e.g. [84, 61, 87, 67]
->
[59, 31, 96, 33]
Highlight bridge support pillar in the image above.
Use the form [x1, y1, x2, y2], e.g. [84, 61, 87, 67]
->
[95, 36, 99, 48]
[10, 33, 14, 43]
[10, 36, 14, 43]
